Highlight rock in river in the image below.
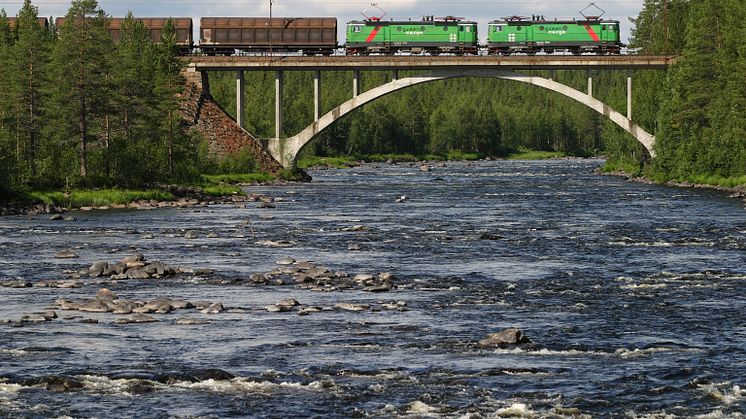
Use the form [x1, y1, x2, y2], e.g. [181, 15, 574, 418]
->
[78, 299, 113, 313]
[116, 314, 159, 324]
[89, 261, 109, 277]
[478, 328, 531, 347]
[55, 250, 78, 259]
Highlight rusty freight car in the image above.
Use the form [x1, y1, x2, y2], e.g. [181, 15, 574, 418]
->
[55, 17, 193, 52]
[6, 17, 50, 29]
[199, 17, 337, 55]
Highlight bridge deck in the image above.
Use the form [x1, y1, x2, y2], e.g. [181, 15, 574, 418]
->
[187, 55, 674, 72]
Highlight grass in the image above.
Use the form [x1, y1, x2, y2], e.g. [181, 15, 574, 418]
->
[297, 156, 359, 169]
[601, 159, 645, 177]
[506, 149, 569, 160]
[25, 189, 174, 209]
[679, 174, 746, 189]
[202, 173, 275, 184]
[603, 160, 746, 189]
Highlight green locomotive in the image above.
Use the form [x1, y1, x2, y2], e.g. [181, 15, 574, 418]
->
[487, 17, 622, 55]
[346, 16, 478, 55]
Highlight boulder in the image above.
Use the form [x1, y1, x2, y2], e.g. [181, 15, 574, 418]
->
[122, 253, 145, 264]
[175, 318, 207, 325]
[109, 262, 127, 275]
[56, 299, 81, 310]
[276, 257, 296, 265]
[112, 301, 141, 314]
[55, 250, 78, 259]
[334, 303, 370, 312]
[184, 230, 198, 240]
[88, 261, 109, 277]
[96, 288, 117, 301]
[200, 302, 224, 314]
[126, 269, 151, 280]
[116, 314, 159, 324]
[478, 328, 531, 347]
[26, 376, 84, 392]
[78, 299, 112, 313]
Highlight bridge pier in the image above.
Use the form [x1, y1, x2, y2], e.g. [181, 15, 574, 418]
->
[627, 73, 633, 121]
[275, 71, 283, 139]
[236, 70, 244, 129]
[392, 70, 399, 81]
[314, 71, 321, 121]
[353, 70, 360, 98]
[587, 70, 593, 97]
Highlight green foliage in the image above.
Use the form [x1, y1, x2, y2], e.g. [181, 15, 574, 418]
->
[506, 149, 568, 160]
[202, 173, 274, 184]
[1, 2, 219, 199]
[25, 188, 173, 208]
[203, 146, 258, 175]
[647, 0, 746, 184]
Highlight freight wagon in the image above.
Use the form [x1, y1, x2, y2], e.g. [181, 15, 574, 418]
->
[346, 16, 478, 55]
[6, 17, 49, 28]
[199, 17, 337, 56]
[487, 17, 622, 55]
[55, 17, 193, 52]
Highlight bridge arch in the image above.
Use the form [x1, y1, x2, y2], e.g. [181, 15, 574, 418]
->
[266, 70, 655, 167]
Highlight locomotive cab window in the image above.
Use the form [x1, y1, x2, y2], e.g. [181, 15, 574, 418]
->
[353, 26, 361, 33]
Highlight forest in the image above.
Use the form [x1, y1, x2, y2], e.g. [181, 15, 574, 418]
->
[0, 0, 206, 199]
[1, 0, 745, 201]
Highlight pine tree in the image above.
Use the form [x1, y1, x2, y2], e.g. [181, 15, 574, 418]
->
[655, 0, 721, 178]
[49, 0, 113, 181]
[154, 18, 187, 178]
[0, 9, 15, 195]
[13, 0, 51, 184]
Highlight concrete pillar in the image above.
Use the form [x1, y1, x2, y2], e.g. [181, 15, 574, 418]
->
[313, 71, 321, 121]
[587, 70, 593, 97]
[353, 70, 360, 98]
[627, 74, 633, 121]
[275, 71, 283, 140]
[549, 70, 554, 80]
[392, 70, 399, 81]
[236, 70, 244, 129]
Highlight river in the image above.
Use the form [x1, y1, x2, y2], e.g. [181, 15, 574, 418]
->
[1, 159, 745, 418]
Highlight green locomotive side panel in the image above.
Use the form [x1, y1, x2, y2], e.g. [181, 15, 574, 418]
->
[487, 20, 620, 46]
[346, 20, 478, 47]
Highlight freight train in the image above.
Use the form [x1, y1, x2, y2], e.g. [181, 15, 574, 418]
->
[16, 14, 623, 56]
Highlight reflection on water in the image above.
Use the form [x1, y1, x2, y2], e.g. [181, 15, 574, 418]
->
[1, 160, 745, 417]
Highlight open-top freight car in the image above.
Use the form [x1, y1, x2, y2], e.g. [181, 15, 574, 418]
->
[199, 17, 337, 56]
[345, 16, 478, 55]
[54, 17, 193, 53]
[6, 17, 49, 29]
[487, 16, 622, 55]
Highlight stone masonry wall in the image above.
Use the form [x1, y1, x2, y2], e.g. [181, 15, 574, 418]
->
[179, 70, 284, 174]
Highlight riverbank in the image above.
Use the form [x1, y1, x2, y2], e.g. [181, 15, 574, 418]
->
[598, 163, 746, 203]
[298, 149, 574, 169]
[0, 173, 292, 216]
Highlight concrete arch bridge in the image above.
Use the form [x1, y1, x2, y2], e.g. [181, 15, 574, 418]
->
[187, 56, 674, 168]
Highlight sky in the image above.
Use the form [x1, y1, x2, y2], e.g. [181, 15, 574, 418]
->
[0, 0, 646, 43]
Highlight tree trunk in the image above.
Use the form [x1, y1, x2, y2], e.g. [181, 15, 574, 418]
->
[79, 97, 87, 178]
[29, 61, 36, 178]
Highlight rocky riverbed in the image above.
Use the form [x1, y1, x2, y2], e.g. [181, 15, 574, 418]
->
[1, 160, 745, 418]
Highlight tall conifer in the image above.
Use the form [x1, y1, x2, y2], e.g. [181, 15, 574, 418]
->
[50, 0, 113, 180]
